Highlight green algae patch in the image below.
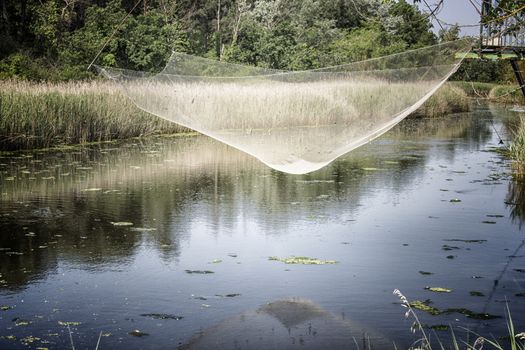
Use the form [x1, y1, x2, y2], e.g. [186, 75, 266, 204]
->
[410, 300, 441, 315]
[444, 308, 501, 320]
[425, 287, 452, 293]
[470, 291, 485, 297]
[268, 256, 338, 265]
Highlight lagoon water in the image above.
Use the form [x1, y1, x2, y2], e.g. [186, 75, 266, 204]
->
[1, 104, 525, 349]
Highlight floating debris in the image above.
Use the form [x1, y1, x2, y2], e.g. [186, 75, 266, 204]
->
[215, 294, 241, 298]
[129, 330, 149, 337]
[425, 287, 452, 293]
[449, 199, 462, 203]
[81, 188, 102, 192]
[0, 335, 16, 340]
[228, 253, 237, 258]
[482, 221, 497, 224]
[470, 291, 485, 297]
[209, 259, 222, 264]
[515, 269, 525, 273]
[446, 255, 455, 259]
[268, 256, 338, 265]
[444, 239, 487, 243]
[429, 325, 450, 331]
[442, 245, 460, 251]
[516, 293, 525, 297]
[130, 227, 157, 232]
[362, 167, 383, 171]
[185, 270, 214, 274]
[419, 271, 433, 275]
[13, 318, 31, 326]
[20, 336, 40, 345]
[58, 321, 82, 326]
[1, 305, 12, 311]
[486, 214, 504, 218]
[140, 313, 183, 320]
[110, 222, 134, 227]
[410, 300, 441, 315]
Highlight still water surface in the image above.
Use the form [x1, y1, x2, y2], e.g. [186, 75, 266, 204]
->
[0, 105, 525, 349]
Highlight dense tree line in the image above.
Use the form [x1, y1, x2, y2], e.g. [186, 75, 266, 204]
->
[0, 0, 521, 81]
[0, 0, 439, 80]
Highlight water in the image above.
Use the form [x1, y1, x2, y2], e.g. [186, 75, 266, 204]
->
[0, 104, 524, 349]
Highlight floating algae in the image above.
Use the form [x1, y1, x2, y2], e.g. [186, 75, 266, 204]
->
[410, 300, 441, 316]
[470, 291, 485, 297]
[268, 256, 338, 265]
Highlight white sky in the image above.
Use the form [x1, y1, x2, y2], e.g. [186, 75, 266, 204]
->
[419, 0, 482, 36]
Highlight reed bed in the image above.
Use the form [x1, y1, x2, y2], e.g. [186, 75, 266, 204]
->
[413, 83, 470, 118]
[0, 77, 470, 152]
[0, 80, 188, 150]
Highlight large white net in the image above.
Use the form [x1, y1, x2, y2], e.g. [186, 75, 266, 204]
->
[97, 39, 471, 174]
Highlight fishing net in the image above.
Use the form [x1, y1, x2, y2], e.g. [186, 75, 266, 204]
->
[97, 39, 471, 174]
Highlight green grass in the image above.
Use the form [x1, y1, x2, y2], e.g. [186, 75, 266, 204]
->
[413, 83, 471, 118]
[0, 80, 188, 150]
[490, 85, 525, 105]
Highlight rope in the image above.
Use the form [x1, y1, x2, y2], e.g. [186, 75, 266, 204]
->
[87, 0, 143, 71]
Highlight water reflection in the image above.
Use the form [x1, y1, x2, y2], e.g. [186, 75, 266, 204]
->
[0, 114, 492, 292]
[1, 106, 523, 350]
[180, 299, 389, 350]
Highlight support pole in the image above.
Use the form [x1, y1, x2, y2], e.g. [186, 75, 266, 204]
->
[510, 59, 525, 101]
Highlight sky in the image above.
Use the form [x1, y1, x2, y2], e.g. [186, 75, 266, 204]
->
[419, 0, 482, 36]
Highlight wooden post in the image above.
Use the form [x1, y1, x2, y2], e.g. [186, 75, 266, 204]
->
[510, 59, 525, 101]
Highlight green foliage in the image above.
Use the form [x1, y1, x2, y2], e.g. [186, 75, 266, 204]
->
[0, 0, 447, 79]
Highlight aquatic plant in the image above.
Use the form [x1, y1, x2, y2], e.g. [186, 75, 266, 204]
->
[394, 289, 525, 350]
[509, 117, 525, 176]
[0, 80, 187, 150]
